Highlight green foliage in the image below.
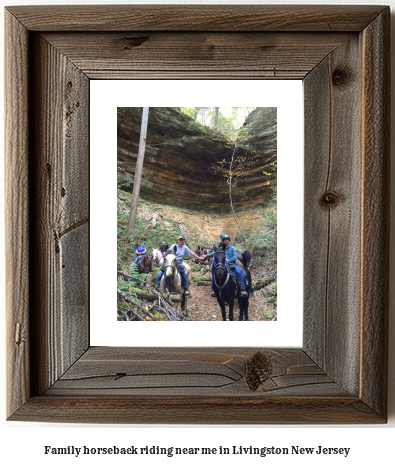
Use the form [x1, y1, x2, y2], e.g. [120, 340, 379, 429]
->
[129, 264, 149, 280]
[268, 282, 277, 303]
[263, 311, 275, 319]
[244, 208, 277, 263]
[117, 173, 133, 190]
[186, 120, 207, 134]
[117, 272, 148, 296]
[117, 278, 133, 295]
[180, 107, 256, 140]
[117, 189, 187, 272]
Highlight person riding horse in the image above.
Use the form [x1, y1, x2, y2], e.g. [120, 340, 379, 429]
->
[133, 239, 147, 264]
[159, 241, 168, 257]
[203, 234, 249, 298]
[155, 236, 202, 296]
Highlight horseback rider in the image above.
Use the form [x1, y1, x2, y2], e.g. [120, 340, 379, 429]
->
[133, 239, 147, 264]
[159, 241, 168, 257]
[218, 234, 225, 249]
[203, 234, 249, 298]
[155, 236, 202, 296]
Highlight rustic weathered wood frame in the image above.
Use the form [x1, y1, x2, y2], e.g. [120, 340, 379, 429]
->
[5, 5, 389, 423]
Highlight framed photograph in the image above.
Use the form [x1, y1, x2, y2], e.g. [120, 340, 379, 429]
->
[5, 5, 389, 423]
[90, 80, 303, 347]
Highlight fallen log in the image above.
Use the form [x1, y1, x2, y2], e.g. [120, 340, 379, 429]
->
[129, 287, 183, 303]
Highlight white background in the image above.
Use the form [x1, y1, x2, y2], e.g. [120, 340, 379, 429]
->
[1, 0, 394, 469]
[90, 80, 303, 347]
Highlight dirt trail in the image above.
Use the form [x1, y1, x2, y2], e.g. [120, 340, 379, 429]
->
[187, 280, 274, 322]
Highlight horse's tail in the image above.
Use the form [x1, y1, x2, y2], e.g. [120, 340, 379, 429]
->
[242, 250, 252, 267]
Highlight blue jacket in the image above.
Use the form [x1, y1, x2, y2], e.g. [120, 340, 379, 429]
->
[206, 244, 237, 263]
[135, 244, 146, 255]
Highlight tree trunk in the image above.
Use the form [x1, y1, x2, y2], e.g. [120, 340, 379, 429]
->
[228, 142, 247, 242]
[127, 107, 149, 236]
[213, 107, 219, 129]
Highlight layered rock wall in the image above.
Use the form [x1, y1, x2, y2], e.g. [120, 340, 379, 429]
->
[117, 107, 276, 210]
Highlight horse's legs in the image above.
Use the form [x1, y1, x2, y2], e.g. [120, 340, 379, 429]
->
[244, 298, 249, 321]
[218, 299, 227, 321]
[182, 295, 189, 317]
[238, 301, 243, 321]
[228, 299, 234, 321]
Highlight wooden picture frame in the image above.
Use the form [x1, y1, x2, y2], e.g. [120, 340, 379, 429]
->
[5, 5, 389, 424]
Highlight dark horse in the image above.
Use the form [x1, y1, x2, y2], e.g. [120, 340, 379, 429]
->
[136, 255, 153, 274]
[212, 248, 250, 321]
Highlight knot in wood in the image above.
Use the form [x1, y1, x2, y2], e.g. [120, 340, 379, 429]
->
[321, 190, 340, 207]
[246, 351, 273, 391]
[332, 68, 348, 87]
[124, 35, 149, 48]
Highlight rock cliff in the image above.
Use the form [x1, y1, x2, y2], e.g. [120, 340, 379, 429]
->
[117, 107, 276, 210]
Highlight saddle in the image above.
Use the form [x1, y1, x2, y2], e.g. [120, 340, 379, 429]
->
[138, 254, 147, 267]
[226, 262, 252, 294]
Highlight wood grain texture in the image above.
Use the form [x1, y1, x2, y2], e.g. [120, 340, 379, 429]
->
[30, 34, 90, 395]
[360, 8, 390, 418]
[9, 396, 383, 425]
[5, 11, 30, 418]
[303, 56, 331, 370]
[304, 36, 362, 395]
[46, 347, 345, 397]
[6, 5, 386, 32]
[42, 32, 350, 80]
[5, 5, 389, 424]
[9, 349, 384, 424]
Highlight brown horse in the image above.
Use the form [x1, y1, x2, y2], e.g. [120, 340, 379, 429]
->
[137, 255, 153, 274]
[159, 251, 191, 315]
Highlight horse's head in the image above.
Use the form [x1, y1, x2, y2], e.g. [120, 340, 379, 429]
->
[164, 252, 177, 284]
[152, 248, 161, 264]
[213, 248, 226, 282]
